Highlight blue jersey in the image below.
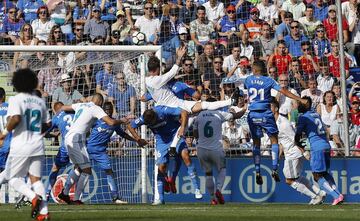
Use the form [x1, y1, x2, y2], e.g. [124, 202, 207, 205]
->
[245, 75, 281, 111]
[130, 106, 181, 145]
[51, 111, 74, 152]
[144, 80, 196, 101]
[0, 102, 11, 154]
[87, 119, 126, 153]
[296, 110, 330, 151]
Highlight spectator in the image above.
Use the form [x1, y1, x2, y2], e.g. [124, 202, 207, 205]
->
[223, 43, 241, 75]
[268, 40, 292, 76]
[111, 10, 131, 44]
[313, 0, 328, 22]
[281, 0, 306, 20]
[239, 29, 254, 60]
[197, 42, 214, 78]
[254, 23, 276, 62]
[257, 0, 278, 27]
[299, 40, 319, 76]
[323, 5, 349, 43]
[284, 20, 308, 57]
[203, 0, 225, 24]
[288, 57, 308, 94]
[71, 65, 95, 98]
[300, 77, 323, 108]
[73, 0, 92, 24]
[37, 55, 61, 103]
[178, 27, 197, 61]
[13, 23, 38, 68]
[234, 0, 254, 21]
[341, 0, 357, 26]
[95, 61, 115, 97]
[84, 6, 110, 43]
[240, 7, 264, 40]
[179, 0, 196, 29]
[190, 5, 215, 51]
[203, 55, 226, 99]
[177, 57, 202, 91]
[312, 24, 331, 58]
[99, 0, 118, 23]
[298, 4, 321, 39]
[331, 83, 343, 113]
[155, 20, 180, 66]
[47, 24, 63, 45]
[316, 90, 340, 134]
[134, 2, 160, 42]
[108, 72, 136, 117]
[216, 4, 241, 47]
[268, 66, 278, 80]
[123, 58, 140, 95]
[272, 74, 299, 116]
[0, 6, 25, 45]
[349, 4, 360, 65]
[52, 73, 86, 109]
[316, 58, 335, 93]
[48, 0, 71, 29]
[350, 95, 360, 126]
[56, 37, 83, 74]
[168, 7, 185, 36]
[328, 40, 351, 79]
[31, 5, 56, 42]
[275, 11, 293, 40]
[69, 23, 91, 45]
[17, 0, 44, 23]
[31, 40, 47, 70]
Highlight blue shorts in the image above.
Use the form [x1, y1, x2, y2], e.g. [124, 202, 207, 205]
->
[89, 151, 112, 170]
[247, 110, 278, 139]
[0, 151, 9, 169]
[54, 148, 70, 168]
[310, 149, 330, 173]
[156, 138, 187, 165]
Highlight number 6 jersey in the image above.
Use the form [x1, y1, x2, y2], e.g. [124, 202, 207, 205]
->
[7, 93, 50, 157]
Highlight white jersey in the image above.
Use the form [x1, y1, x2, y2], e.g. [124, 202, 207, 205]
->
[194, 110, 233, 151]
[68, 102, 107, 134]
[145, 65, 182, 107]
[276, 115, 302, 160]
[7, 93, 50, 157]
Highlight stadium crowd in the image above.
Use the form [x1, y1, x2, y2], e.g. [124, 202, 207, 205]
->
[0, 0, 360, 156]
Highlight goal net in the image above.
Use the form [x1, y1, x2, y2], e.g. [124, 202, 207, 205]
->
[0, 45, 160, 204]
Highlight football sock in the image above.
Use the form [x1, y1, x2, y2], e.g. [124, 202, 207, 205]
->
[9, 178, 36, 202]
[253, 146, 261, 173]
[201, 100, 231, 111]
[271, 144, 279, 171]
[157, 171, 166, 202]
[171, 154, 182, 180]
[324, 173, 342, 195]
[74, 173, 90, 201]
[32, 180, 48, 214]
[186, 162, 199, 190]
[205, 176, 215, 196]
[47, 170, 59, 194]
[216, 168, 226, 191]
[291, 179, 317, 199]
[107, 174, 119, 199]
[317, 177, 340, 199]
[0, 170, 7, 187]
[63, 169, 80, 195]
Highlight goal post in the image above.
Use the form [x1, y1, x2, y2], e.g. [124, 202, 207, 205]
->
[0, 45, 160, 204]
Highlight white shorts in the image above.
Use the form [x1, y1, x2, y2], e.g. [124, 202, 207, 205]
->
[283, 157, 303, 179]
[197, 147, 226, 173]
[5, 155, 44, 180]
[178, 100, 198, 113]
[65, 132, 90, 169]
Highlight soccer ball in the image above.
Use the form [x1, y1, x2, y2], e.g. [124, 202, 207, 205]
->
[132, 31, 146, 45]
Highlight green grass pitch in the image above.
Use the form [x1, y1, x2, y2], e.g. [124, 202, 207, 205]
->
[0, 203, 359, 221]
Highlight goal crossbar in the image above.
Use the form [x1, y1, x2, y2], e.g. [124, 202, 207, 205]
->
[0, 45, 161, 52]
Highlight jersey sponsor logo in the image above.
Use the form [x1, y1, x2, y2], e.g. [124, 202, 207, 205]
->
[239, 165, 276, 202]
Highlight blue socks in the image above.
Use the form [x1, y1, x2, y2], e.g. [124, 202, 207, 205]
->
[271, 144, 279, 171]
[171, 155, 182, 180]
[47, 170, 59, 194]
[318, 177, 340, 199]
[253, 146, 261, 173]
[187, 162, 199, 190]
[107, 174, 119, 199]
[157, 171, 166, 202]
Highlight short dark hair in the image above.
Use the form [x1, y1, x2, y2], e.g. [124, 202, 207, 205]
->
[143, 109, 157, 125]
[12, 68, 38, 93]
[270, 97, 279, 110]
[298, 96, 312, 113]
[252, 60, 266, 74]
[182, 56, 193, 64]
[277, 39, 286, 46]
[92, 93, 104, 105]
[284, 11, 293, 19]
[197, 5, 206, 12]
[301, 40, 311, 47]
[306, 4, 314, 10]
[0, 87, 5, 100]
[103, 101, 113, 109]
[148, 56, 160, 72]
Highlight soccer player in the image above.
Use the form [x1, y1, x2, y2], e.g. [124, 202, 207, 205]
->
[0, 87, 11, 188]
[86, 102, 146, 204]
[45, 101, 74, 199]
[244, 60, 307, 185]
[295, 96, 344, 205]
[270, 99, 326, 205]
[193, 97, 246, 205]
[57, 93, 131, 204]
[0, 69, 50, 220]
[128, 106, 201, 204]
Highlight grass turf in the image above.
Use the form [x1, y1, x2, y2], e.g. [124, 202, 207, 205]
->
[0, 203, 358, 221]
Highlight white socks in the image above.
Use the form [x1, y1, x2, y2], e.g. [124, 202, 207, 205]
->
[32, 180, 48, 215]
[201, 100, 231, 111]
[291, 177, 317, 199]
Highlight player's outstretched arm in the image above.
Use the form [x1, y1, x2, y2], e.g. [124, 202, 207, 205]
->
[126, 124, 142, 141]
[0, 115, 21, 140]
[178, 110, 189, 138]
[279, 88, 308, 105]
[61, 105, 75, 112]
[102, 115, 132, 126]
